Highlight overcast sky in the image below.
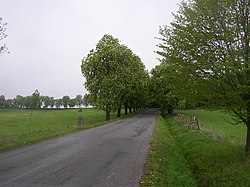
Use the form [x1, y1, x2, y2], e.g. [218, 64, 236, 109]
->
[0, 0, 182, 99]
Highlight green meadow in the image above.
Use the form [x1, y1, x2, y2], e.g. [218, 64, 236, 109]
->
[178, 109, 246, 144]
[0, 108, 121, 152]
[142, 110, 250, 187]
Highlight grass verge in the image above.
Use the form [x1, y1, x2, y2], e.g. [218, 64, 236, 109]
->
[142, 113, 250, 187]
[141, 115, 197, 187]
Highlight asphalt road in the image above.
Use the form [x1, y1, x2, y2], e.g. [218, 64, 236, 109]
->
[0, 109, 157, 187]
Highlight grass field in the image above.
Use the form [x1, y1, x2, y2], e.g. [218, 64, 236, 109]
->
[142, 110, 250, 187]
[0, 108, 124, 152]
[177, 109, 246, 143]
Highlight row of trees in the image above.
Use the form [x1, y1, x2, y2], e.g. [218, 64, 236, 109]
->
[152, 0, 250, 155]
[81, 34, 149, 120]
[0, 94, 89, 109]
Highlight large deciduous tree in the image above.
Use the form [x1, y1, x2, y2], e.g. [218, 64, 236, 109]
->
[149, 64, 178, 116]
[158, 0, 250, 155]
[81, 34, 148, 120]
[125, 54, 150, 114]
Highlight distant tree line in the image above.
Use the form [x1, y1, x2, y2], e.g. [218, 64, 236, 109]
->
[0, 94, 90, 109]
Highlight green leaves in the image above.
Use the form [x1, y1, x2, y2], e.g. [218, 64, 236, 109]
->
[62, 95, 70, 108]
[81, 34, 149, 115]
[156, 0, 250, 155]
[30, 90, 40, 109]
[150, 63, 178, 116]
[157, 0, 250, 120]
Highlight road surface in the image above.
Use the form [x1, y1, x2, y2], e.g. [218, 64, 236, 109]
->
[0, 109, 157, 187]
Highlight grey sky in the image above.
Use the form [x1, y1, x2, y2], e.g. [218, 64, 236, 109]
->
[0, 0, 181, 99]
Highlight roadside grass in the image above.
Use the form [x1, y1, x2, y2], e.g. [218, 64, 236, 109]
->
[0, 108, 127, 152]
[142, 112, 250, 187]
[141, 115, 197, 187]
[168, 117, 250, 187]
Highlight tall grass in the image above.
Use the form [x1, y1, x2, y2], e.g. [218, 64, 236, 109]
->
[143, 112, 250, 187]
[168, 117, 250, 187]
[0, 108, 122, 152]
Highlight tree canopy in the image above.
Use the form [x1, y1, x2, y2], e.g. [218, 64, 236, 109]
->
[149, 63, 178, 116]
[81, 34, 149, 120]
[157, 0, 250, 155]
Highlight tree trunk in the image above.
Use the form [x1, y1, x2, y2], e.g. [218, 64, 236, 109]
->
[106, 110, 110, 121]
[133, 105, 136, 112]
[129, 106, 132, 113]
[124, 104, 128, 115]
[167, 105, 174, 116]
[117, 108, 121, 118]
